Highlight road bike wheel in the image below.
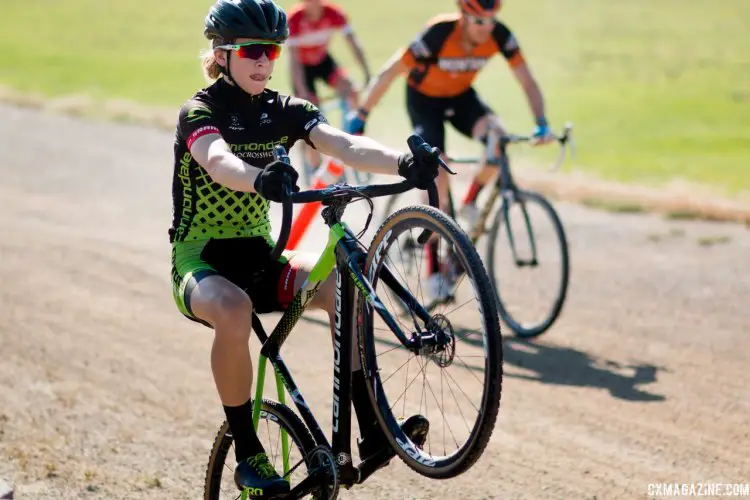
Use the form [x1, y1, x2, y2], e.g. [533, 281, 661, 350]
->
[358, 205, 503, 479]
[486, 190, 570, 338]
[204, 399, 316, 500]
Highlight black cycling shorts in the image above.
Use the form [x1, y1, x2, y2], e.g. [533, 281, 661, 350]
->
[405, 85, 493, 153]
[294, 54, 347, 100]
[171, 236, 298, 323]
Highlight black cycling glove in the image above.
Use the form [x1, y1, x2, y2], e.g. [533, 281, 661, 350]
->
[397, 145, 440, 190]
[253, 160, 300, 202]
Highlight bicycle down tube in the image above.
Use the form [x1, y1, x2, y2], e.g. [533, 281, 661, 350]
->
[253, 219, 432, 486]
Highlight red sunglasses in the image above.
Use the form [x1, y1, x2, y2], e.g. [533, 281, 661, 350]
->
[218, 41, 283, 61]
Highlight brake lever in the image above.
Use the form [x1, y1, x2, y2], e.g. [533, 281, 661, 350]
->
[438, 157, 456, 175]
[548, 122, 574, 172]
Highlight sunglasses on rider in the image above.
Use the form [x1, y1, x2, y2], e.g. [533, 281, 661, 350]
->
[466, 15, 495, 26]
[216, 40, 283, 61]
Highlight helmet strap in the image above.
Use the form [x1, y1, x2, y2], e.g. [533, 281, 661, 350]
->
[219, 50, 238, 86]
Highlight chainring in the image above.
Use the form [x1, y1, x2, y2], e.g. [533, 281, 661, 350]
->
[308, 445, 339, 500]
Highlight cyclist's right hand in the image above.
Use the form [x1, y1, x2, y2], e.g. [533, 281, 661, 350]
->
[253, 160, 300, 202]
[345, 109, 367, 135]
[398, 145, 440, 190]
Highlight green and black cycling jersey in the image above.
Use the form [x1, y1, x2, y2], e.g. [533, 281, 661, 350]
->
[170, 77, 328, 243]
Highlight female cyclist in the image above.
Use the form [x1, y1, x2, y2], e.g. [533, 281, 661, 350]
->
[170, 0, 437, 496]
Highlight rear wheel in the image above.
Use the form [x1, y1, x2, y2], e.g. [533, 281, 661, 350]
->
[204, 399, 316, 500]
[358, 205, 503, 479]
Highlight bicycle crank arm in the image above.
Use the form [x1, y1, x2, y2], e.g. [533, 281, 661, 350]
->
[268, 472, 324, 499]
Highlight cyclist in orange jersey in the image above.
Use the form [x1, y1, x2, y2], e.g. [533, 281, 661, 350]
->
[347, 0, 555, 300]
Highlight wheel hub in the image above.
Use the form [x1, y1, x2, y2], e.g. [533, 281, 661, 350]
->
[417, 314, 456, 367]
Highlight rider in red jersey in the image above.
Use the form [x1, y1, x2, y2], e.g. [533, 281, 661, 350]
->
[287, 0, 371, 169]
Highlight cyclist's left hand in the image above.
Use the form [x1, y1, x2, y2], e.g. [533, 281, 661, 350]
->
[398, 145, 440, 190]
[532, 117, 555, 145]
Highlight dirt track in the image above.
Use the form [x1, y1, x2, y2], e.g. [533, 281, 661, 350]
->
[1, 104, 749, 499]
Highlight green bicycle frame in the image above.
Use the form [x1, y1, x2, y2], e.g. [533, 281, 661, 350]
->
[247, 216, 431, 483]
[250, 223, 344, 476]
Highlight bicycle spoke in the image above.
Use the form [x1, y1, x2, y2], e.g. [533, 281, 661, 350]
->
[380, 355, 415, 386]
[394, 233, 415, 279]
[442, 297, 478, 317]
[442, 371, 474, 439]
[420, 356, 428, 417]
[391, 236, 418, 286]
[419, 357, 462, 452]
[440, 365, 445, 456]
[374, 341, 407, 358]
[456, 328, 483, 341]
[443, 369, 481, 414]
[386, 352, 431, 411]
[264, 418, 277, 464]
[402, 356, 411, 417]
[453, 354, 487, 388]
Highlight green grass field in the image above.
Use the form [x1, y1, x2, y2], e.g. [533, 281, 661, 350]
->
[1, 0, 748, 195]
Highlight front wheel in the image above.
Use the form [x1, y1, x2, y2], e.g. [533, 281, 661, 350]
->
[486, 190, 570, 338]
[358, 205, 503, 479]
[204, 399, 316, 500]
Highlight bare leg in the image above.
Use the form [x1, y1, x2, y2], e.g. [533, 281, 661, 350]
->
[189, 275, 263, 464]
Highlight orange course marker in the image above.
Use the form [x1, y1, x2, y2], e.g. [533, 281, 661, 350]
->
[286, 157, 345, 250]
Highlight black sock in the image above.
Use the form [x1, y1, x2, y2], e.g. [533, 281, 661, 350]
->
[351, 369, 380, 438]
[223, 398, 265, 463]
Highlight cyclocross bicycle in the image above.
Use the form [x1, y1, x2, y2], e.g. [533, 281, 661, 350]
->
[204, 135, 504, 499]
[381, 124, 574, 338]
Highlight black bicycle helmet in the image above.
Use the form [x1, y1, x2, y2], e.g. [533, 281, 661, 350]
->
[204, 0, 289, 42]
[458, 0, 500, 16]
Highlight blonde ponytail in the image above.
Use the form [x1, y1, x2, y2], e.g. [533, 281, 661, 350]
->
[201, 38, 226, 82]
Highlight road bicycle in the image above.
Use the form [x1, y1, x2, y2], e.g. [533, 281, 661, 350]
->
[204, 136, 504, 499]
[381, 125, 574, 338]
